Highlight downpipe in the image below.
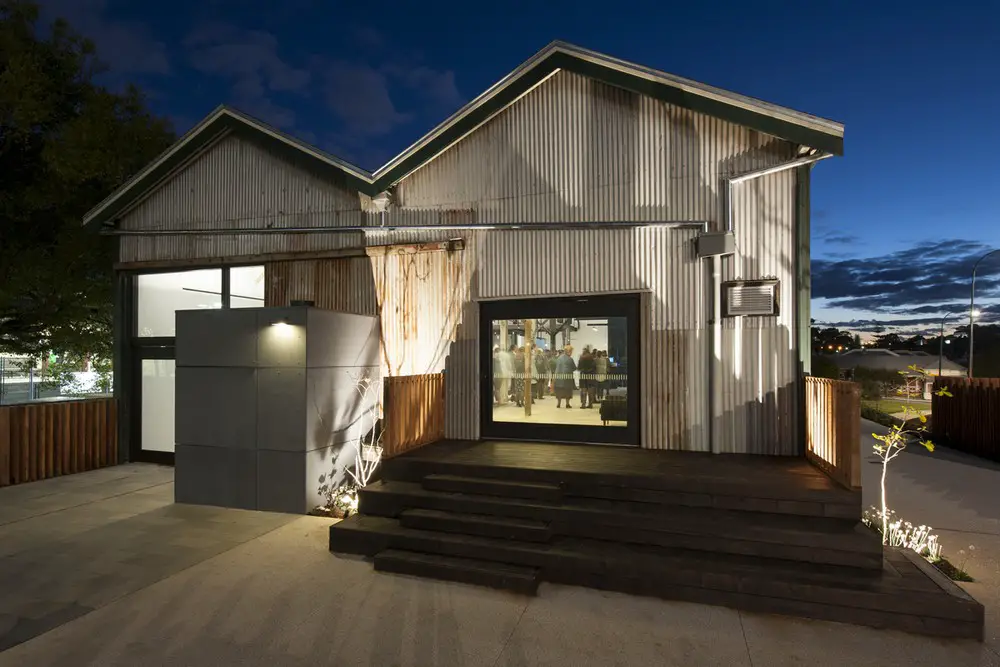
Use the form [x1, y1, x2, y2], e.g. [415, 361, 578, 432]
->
[706, 150, 832, 454]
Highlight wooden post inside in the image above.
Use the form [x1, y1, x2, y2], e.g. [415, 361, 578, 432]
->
[524, 319, 534, 416]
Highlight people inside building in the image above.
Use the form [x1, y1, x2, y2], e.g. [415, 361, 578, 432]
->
[577, 345, 597, 408]
[497, 344, 514, 405]
[595, 350, 609, 400]
[554, 345, 576, 408]
[533, 346, 549, 400]
[512, 345, 527, 407]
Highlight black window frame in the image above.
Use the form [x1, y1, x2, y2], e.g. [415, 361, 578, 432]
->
[479, 293, 641, 447]
[124, 264, 265, 464]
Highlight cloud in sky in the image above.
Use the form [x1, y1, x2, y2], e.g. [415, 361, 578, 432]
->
[38, 0, 170, 76]
[185, 23, 312, 130]
[813, 239, 1000, 330]
[180, 23, 464, 166]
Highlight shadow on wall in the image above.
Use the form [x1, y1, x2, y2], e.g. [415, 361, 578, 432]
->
[715, 323, 799, 455]
[307, 320, 382, 505]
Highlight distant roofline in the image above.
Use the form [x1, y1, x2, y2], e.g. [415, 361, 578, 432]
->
[83, 40, 845, 229]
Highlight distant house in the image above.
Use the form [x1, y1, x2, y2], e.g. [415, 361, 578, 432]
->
[826, 349, 965, 399]
[829, 349, 966, 377]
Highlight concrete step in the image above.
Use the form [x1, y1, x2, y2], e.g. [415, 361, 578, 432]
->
[374, 549, 540, 595]
[400, 509, 551, 543]
[422, 474, 562, 502]
[360, 481, 882, 572]
[330, 515, 983, 639]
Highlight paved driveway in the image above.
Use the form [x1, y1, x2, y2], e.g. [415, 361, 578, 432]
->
[862, 418, 1000, 662]
[0, 462, 996, 666]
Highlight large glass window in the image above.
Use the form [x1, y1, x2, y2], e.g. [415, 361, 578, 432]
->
[141, 359, 175, 453]
[230, 265, 266, 309]
[137, 269, 222, 337]
[491, 317, 629, 429]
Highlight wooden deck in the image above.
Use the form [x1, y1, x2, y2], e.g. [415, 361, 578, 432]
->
[389, 439, 858, 510]
[330, 439, 984, 639]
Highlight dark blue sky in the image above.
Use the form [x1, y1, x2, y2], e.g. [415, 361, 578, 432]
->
[38, 0, 1000, 334]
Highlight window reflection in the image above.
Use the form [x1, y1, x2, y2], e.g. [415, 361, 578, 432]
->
[491, 318, 628, 428]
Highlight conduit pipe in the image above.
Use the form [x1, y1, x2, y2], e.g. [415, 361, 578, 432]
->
[707, 150, 832, 454]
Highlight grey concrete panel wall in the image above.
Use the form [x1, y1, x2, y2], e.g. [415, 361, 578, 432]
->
[305, 309, 381, 369]
[175, 367, 257, 448]
[256, 307, 308, 368]
[174, 444, 257, 510]
[175, 306, 381, 514]
[256, 368, 306, 451]
[255, 449, 307, 514]
[305, 366, 379, 451]
[176, 309, 258, 367]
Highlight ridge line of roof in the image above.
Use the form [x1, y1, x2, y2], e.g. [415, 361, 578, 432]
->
[83, 40, 844, 228]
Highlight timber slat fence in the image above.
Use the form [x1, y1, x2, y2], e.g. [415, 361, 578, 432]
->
[932, 377, 1000, 462]
[805, 376, 861, 489]
[0, 397, 117, 487]
[382, 374, 445, 459]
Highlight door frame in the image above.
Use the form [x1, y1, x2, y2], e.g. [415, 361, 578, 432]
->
[130, 341, 176, 465]
[479, 293, 641, 446]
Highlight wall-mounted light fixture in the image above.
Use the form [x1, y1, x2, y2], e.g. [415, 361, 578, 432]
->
[271, 317, 290, 327]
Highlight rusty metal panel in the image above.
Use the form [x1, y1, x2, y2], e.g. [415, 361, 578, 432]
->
[264, 258, 377, 315]
[119, 134, 366, 263]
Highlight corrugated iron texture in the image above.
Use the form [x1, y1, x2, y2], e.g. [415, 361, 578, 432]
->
[385, 70, 801, 453]
[116, 67, 806, 453]
[264, 258, 377, 316]
[119, 134, 366, 263]
[388, 70, 795, 228]
[476, 227, 708, 451]
[716, 169, 799, 455]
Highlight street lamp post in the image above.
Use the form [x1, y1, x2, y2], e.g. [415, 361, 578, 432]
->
[970, 249, 1000, 378]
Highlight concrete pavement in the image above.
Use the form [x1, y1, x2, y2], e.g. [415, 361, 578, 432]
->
[0, 460, 995, 665]
[862, 418, 1000, 661]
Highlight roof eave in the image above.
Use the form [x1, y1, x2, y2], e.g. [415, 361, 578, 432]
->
[82, 107, 377, 230]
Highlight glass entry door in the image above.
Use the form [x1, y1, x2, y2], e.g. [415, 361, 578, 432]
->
[480, 294, 640, 446]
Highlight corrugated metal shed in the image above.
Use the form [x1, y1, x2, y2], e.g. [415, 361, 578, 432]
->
[118, 66, 809, 455]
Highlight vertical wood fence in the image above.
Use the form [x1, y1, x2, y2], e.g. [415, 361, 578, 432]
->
[0, 397, 117, 487]
[804, 376, 861, 489]
[382, 374, 445, 459]
[932, 377, 1000, 462]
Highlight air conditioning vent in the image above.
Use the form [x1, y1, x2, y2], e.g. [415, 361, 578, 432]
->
[722, 280, 779, 317]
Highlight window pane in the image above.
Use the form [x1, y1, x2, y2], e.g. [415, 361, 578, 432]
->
[492, 317, 628, 428]
[230, 265, 266, 309]
[141, 359, 175, 452]
[137, 269, 222, 337]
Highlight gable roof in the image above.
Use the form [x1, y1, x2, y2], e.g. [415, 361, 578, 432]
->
[83, 41, 845, 229]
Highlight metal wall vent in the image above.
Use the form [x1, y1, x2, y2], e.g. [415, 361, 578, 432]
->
[722, 280, 779, 317]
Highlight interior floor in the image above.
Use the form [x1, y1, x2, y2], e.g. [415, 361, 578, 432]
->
[492, 393, 626, 427]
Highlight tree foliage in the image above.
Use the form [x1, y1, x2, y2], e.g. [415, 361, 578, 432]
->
[811, 325, 859, 353]
[0, 1, 174, 357]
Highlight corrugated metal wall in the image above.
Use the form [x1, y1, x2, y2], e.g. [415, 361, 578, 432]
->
[716, 170, 800, 455]
[118, 69, 805, 454]
[384, 71, 800, 453]
[476, 226, 709, 451]
[264, 257, 377, 315]
[119, 133, 366, 263]
[388, 71, 795, 227]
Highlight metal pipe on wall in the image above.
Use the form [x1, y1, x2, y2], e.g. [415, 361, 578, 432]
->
[104, 221, 709, 236]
